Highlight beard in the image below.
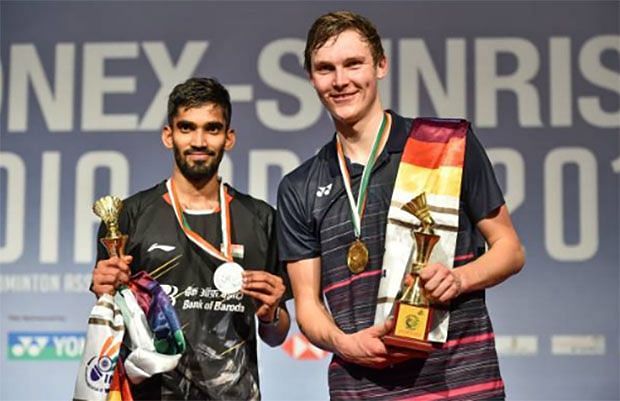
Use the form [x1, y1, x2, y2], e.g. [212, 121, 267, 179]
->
[173, 142, 224, 183]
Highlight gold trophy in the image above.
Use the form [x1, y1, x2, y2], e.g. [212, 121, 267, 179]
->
[383, 192, 439, 353]
[93, 195, 128, 257]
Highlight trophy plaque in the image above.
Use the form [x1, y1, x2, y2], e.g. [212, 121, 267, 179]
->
[383, 192, 439, 353]
[93, 195, 128, 258]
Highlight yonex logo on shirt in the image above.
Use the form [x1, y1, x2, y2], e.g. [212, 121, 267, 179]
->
[316, 183, 332, 198]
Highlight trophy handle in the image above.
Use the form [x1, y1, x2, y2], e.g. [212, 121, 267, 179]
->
[400, 275, 429, 306]
[100, 235, 128, 258]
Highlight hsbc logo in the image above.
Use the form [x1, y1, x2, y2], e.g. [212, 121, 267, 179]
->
[8, 332, 85, 360]
[281, 333, 329, 360]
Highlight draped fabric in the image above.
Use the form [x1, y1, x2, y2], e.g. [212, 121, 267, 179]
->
[108, 359, 133, 401]
[374, 118, 468, 343]
[127, 272, 186, 356]
[73, 294, 125, 401]
[73, 272, 185, 400]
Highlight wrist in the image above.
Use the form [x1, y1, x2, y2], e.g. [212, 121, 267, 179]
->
[454, 268, 469, 295]
[259, 306, 281, 326]
[332, 330, 350, 356]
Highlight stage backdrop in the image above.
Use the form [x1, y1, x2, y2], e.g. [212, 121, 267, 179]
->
[1, 1, 618, 400]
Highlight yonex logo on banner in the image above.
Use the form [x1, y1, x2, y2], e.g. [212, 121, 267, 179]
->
[8, 332, 86, 360]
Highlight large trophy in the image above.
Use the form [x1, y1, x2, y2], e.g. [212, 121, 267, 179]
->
[93, 196, 128, 258]
[383, 192, 439, 353]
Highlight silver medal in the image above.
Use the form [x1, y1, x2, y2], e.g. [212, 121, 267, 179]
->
[213, 262, 244, 295]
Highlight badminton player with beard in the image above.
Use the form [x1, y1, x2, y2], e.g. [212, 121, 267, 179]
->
[91, 77, 290, 400]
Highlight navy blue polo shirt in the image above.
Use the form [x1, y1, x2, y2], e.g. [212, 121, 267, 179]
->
[277, 111, 507, 400]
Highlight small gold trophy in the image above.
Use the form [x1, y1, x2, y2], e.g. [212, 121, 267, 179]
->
[383, 192, 439, 353]
[93, 195, 128, 257]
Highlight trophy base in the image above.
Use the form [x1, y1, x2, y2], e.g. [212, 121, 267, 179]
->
[383, 300, 435, 355]
[382, 334, 435, 354]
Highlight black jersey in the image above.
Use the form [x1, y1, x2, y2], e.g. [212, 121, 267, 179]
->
[96, 181, 286, 400]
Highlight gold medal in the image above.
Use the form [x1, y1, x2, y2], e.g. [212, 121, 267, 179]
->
[347, 239, 369, 274]
[336, 113, 389, 276]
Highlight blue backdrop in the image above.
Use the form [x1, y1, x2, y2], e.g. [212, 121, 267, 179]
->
[1, 1, 618, 400]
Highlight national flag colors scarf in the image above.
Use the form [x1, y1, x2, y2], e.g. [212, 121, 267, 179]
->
[374, 118, 468, 343]
[107, 358, 133, 401]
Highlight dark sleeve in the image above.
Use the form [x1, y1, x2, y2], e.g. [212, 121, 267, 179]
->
[461, 127, 505, 224]
[276, 175, 320, 262]
[264, 206, 293, 304]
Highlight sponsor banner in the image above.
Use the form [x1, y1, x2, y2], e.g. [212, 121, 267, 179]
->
[0, 273, 92, 293]
[7, 332, 86, 361]
[551, 335, 606, 356]
[1, 1, 618, 400]
[495, 335, 538, 356]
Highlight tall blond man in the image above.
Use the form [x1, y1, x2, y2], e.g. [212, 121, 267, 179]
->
[277, 11, 524, 400]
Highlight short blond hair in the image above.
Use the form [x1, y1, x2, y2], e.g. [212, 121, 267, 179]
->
[304, 11, 385, 73]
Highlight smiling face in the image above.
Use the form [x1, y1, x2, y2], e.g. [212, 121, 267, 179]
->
[162, 103, 235, 184]
[309, 29, 387, 129]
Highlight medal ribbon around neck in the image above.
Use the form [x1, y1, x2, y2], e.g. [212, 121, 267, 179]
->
[336, 112, 389, 240]
[166, 178, 232, 262]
